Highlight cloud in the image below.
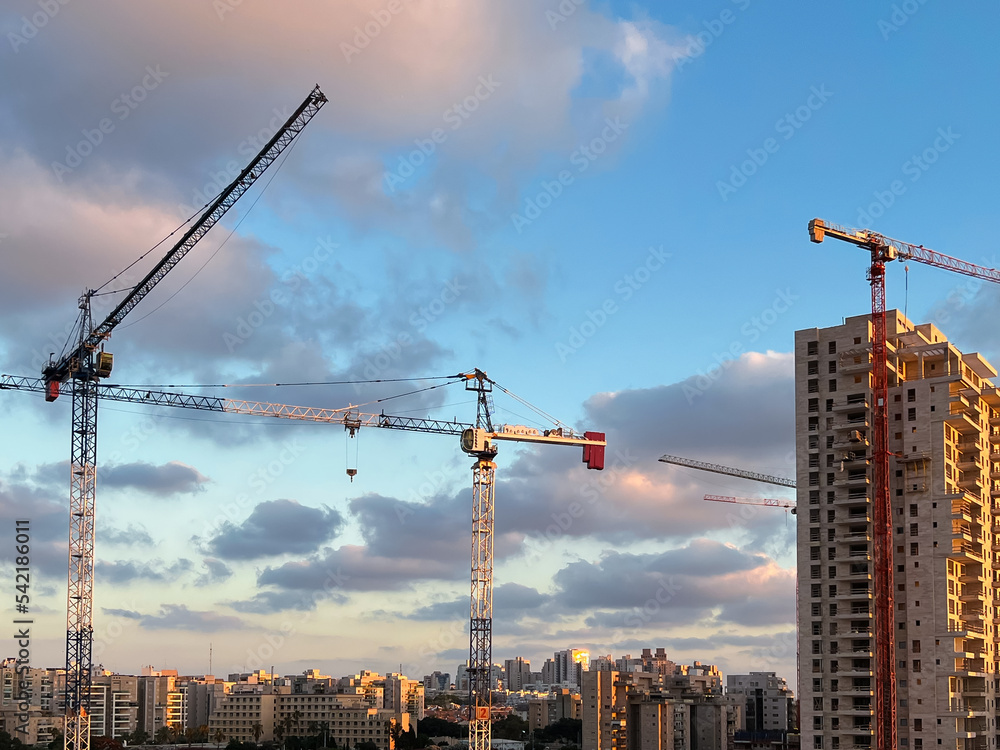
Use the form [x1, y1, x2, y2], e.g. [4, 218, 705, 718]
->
[405, 582, 548, 622]
[124, 603, 247, 632]
[202, 499, 344, 560]
[96, 557, 193, 584]
[195, 557, 233, 587]
[546, 540, 795, 631]
[33, 459, 209, 496]
[100, 522, 155, 546]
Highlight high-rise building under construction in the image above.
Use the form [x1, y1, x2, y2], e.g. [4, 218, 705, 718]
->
[796, 311, 1000, 750]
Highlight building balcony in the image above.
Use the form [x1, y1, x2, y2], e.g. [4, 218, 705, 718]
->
[833, 398, 871, 412]
[959, 473, 985, 491]
[839, 359, 873, 374]
[949, 412, 982, 433]
[835, 474, 871, 488]
[834, 494, 871, 507]
[835, 435, 871, 450]
[833, 419, 871, 432]
[842, 530, 872, 541]
[953, 541, 985, 561]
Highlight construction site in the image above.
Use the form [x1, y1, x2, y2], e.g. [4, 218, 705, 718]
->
[0, 5, 994, 750]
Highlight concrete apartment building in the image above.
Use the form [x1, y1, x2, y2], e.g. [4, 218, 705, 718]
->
[582, 667, 740, 750]
[796, 311, 1000, 750]
[528, 688, 581, 732]
[727, 673, 794, 733]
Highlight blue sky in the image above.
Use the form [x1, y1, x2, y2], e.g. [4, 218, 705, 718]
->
[0, 0, 998, 686]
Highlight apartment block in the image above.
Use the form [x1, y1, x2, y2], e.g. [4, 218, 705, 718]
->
[582, 668, 739, 750]
[505, 658, 533, 691]
[726, 672, 794, 733]
[796, 311, 1000, 750]
[528, 689, 581, 732]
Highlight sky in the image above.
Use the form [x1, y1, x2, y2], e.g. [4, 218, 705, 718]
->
[1, 0, 998, 690]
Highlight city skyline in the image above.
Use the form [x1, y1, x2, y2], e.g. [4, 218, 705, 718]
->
[1, 1, 998, 693]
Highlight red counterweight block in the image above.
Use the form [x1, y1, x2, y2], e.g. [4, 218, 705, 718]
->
[582, 432, 606, 470]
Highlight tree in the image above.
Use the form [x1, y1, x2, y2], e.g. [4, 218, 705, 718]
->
[251, 724, 264, 745]
[154, 726, 173, 745]
[47, 730, 64, 750]
[492, 716, 528, 741]
[0, 730, 28, 750]
[214, 729, 228, 748]
[291, 711, 304, 738]
[92, 737, 125, 750]
[413, 718, 462, 739]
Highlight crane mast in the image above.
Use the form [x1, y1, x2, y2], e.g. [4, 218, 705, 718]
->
[808, 218, 1000, 750]
[43, 85, 327, 750]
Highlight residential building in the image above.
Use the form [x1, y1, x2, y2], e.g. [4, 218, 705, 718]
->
[727, 673, 794, 733]
[383, 673, 424, 720]
[505, 658, 533, 692]
[422, 672, 451, 694]
[639, 648, 675, 678]
[583, 667, 739, 750]
[796, 312, 1000, 750]
[527, 689, 580, 731]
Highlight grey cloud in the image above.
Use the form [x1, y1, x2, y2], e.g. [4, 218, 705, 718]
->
[130, 604, 247, 632]
[101, 461, 210, 496]
[195, 558, 233, 587]
[96, 557, 193, 584]
[100, 522, 155, 547]
[204, 499, 344, 560]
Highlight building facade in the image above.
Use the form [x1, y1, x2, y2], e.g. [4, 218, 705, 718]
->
[796, 312, 1000, 750]
[726, 673, 794, 733]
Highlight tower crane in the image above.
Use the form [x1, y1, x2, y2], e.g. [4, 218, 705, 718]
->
[34, 85, 327, 750]
[658, 454, 796, 488]
[1, 370, 606, 750]
[703, 494, 796, 512]
[808, 218, 1000, 750]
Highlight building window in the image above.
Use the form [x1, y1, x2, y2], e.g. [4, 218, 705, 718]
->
[808, 341, 818, 355]
[907, 388, 915, 402]
[908, 408, 916, 421]
[808, 361, 819, 375]
[829, 341, 837, 354]
[809, 398, 819, 412]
